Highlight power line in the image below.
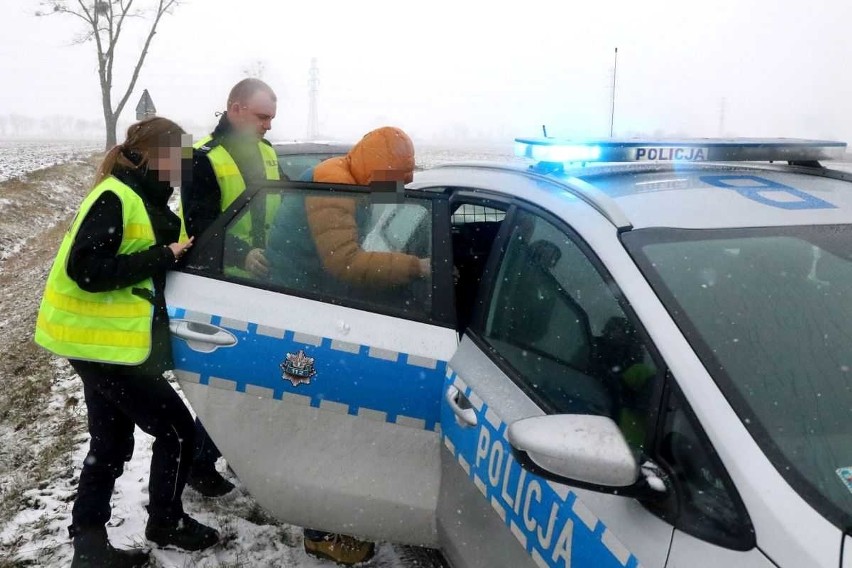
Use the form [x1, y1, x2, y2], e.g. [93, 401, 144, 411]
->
[609, 47, 618, 138]
[308, 58, 319, 140]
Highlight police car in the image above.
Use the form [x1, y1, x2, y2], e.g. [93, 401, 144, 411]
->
[166, 137, 852, 568]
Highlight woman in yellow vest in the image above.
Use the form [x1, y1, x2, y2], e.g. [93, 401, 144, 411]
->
[34, 117, 219, 567]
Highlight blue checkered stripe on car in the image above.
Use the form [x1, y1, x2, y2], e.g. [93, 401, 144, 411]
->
[441, 369, 643, 568]
[168, 307, 447, 432]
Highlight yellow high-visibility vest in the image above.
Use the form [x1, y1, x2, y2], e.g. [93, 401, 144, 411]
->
[178, 135, 280, 243]
[35, 176, 158, 365]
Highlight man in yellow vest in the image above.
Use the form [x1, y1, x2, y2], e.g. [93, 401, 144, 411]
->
[180, 78, 281, 496]
[180, 78, 281, 277]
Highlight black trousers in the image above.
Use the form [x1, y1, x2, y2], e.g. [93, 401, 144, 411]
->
[70, 360, 196, 529]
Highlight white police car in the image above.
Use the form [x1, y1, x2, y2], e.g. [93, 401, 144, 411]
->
[166, 138, 852, 568]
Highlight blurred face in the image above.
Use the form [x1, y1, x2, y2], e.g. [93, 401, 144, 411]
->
[151, 133, 192, 187]
[228, 90, 277, 139]
[369, 169, 414, 184]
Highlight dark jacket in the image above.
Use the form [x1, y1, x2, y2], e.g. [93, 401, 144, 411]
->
[67, 164, 180, 375]
[180, 114, 278, 266]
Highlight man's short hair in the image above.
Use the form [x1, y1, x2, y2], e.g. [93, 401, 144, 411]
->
[226, 78, 277, 109]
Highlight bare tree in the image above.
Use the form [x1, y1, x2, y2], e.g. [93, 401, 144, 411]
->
[37, 0, 180, 148]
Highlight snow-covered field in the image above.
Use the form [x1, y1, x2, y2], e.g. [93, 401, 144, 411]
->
[0, 140, 102, 184]
[415, 144, 518, 169]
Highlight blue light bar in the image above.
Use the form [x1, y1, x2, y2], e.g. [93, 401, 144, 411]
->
[514, 141, 601, 163]
[514, 137, 847, 165]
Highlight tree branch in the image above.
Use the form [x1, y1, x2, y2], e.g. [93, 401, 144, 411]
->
[105, 1, 118, 90]
[76, 0, 106, 74]
[107, 0, 135, 84]
[113, 0, 135, 47]
[70, 29, 97, 44]
[74, 0, 95, 26]
[114, 0, 176, 118]
[106, 0, 116, 55]
[40, 2, 95, 27]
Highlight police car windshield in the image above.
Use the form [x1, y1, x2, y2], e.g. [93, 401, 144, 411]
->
[623, 225, 852, 530]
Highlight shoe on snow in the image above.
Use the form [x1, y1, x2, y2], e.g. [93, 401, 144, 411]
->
[304, 533, 376, 566]
[70, 526, 149, 568]
[145, 514, 219, 551]
[187, 468, 235, 497]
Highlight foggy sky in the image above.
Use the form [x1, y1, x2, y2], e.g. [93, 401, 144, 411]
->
[3, 0, 852, 144]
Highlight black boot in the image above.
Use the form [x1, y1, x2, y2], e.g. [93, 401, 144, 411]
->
[70, 525, 149, 568]
[187, 468, 235, 497]
[145, 514, 219, 551]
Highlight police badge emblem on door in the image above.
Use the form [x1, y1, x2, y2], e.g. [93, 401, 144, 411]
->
[281, 350, 317, 387]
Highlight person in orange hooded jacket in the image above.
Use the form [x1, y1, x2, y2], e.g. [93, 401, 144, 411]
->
[266, 126, 429, 295]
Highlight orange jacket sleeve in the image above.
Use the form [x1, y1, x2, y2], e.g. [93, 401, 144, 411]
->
[304, 195, 421, 287]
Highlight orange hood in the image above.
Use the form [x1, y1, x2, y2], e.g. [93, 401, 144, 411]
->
[313, 126, 415, 185]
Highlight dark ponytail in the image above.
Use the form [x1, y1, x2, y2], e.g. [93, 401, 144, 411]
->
[93, 145, 125, 186]
[92, 117, 187, 186]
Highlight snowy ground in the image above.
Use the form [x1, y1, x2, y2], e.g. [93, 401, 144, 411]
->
[0, 368, 437, 567]
[0, 140, 102, 184]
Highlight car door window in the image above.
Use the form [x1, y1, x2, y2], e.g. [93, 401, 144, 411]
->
[276, 153, 344, 180]
[450, 202, 508, 331]
[477, 209, 660, 451]
[656, 382, 755, 550]
[451, 203, 507, 224]
[219, 186, 433, 320]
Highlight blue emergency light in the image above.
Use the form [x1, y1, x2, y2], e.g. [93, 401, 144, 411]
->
[514, 137, 847, 165]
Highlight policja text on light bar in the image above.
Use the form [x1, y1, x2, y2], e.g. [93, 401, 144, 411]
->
[514, 137, 847, 165]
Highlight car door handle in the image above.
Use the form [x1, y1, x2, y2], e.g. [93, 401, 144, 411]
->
[446, 385, 478, 427]
[169, 320, 237, 353]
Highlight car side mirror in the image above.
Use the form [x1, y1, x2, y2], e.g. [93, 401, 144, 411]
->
[507, 414, 639, 488]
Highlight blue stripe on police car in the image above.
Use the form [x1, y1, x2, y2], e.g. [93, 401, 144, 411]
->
[442, 371, 638, 568]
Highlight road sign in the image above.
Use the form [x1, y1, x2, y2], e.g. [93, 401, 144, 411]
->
[136, 89, 157, 120]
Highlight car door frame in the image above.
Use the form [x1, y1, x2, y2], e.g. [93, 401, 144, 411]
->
[454, 192, 770, 567]
[436, 191, 681, 568]
[168, 179, 459, 546]
[178, 179, 456, 326]
[468, 199, 668, 435]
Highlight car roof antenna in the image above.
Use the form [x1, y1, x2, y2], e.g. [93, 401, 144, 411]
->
[542, 124, 548, 138]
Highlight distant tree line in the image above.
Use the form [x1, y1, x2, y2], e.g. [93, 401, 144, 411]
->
[0, 114, 104, 140]
[0, 113, 222, 144]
